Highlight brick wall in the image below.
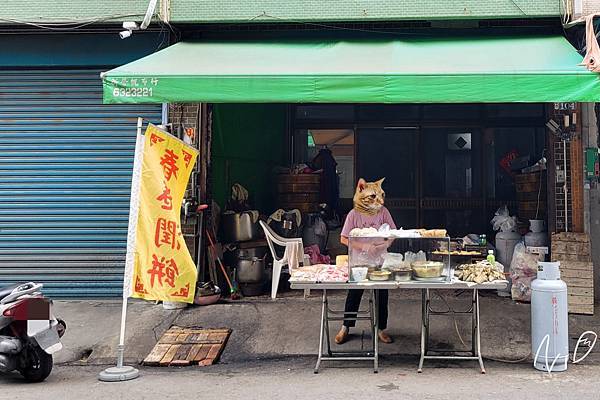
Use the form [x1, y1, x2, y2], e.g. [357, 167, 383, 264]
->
[554, 140, 573, 232]
[0, 0, 558, 26]
[169, 0, 557, 23]
[549, 103, 584, 233]
[0, 0, 150, 23]
[583, 0, 600, 15]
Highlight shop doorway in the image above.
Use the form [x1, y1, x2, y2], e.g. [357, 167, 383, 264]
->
[356, 127, 418, 228]
[292, 103, 547, 238]
[293, 128, 356, 207]
[356, 126, 487, 235]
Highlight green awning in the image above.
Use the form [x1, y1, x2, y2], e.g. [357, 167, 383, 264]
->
[102, 36, 600, 104]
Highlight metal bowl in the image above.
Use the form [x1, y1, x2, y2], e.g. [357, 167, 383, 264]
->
[411, 261, 444, 278]
[368, 270, 391, 281]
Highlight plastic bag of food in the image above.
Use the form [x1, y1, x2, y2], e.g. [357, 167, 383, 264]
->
[404, 251, 416, 264]
[491, 206, 517, 233]
[509, 242, 538, 301]
[317, 265, 349, 283]
[382, 253, 404, 270]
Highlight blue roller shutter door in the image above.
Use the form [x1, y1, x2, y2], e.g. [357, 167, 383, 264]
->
[0, 69, 162, 297]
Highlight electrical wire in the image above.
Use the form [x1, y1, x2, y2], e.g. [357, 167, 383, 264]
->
[154, 20, 170, 52]
[561, 0, 573, 25]
[485, 352, 532, 364]
[0, 14, 146, 31]
[509, 0, 528, 16]
[247, 12, 430, 36]
[433, 292, 532, 364]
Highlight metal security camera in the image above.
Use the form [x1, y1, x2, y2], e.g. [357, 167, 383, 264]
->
[122, 21, 139, 30]
[119, 30, 132, 39]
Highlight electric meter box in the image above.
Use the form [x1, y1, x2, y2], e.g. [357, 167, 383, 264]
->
[585, 148, 599, 179]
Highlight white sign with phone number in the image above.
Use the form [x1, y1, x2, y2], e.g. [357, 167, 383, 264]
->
[112, 87, 154, 98]
[108, 77, 158, 98]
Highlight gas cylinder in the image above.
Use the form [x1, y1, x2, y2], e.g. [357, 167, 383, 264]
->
[524, 219, 548, 248]
[531, 262, 569, 372]
[495, 230, 521, 272]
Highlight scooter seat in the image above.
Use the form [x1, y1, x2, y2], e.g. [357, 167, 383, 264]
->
[0, 283, 25, 301]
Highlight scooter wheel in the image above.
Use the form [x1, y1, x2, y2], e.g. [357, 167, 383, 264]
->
[20, 345, 53, 383]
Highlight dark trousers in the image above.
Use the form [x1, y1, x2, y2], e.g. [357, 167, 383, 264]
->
[343, 289, 388, 330]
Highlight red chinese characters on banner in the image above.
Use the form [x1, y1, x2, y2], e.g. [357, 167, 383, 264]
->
[181, 149, 193, 168]
[155, 184, 173, 210]
[171, 283, 190, 298]
[134, 276, 148, 294]
[149, 133, 165, 147]
[147, 254, 180, 288]
[154, 217, 181, 250]
[159, 149, 179, 181]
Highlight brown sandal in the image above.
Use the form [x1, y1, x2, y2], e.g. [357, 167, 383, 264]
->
[378, 330, 393, 344]
[335, 327, 349, 344]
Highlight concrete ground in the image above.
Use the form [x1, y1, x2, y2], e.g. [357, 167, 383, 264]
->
[2, 359, 600, 400]
[3, 290, 599, 398]
[51, 299, 181, 365]
[49, 289, 600, 366]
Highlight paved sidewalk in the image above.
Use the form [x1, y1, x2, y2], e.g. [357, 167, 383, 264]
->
[52, 299, 181, 365]
[52, 290, 600, 367]
[175, 290, 600, 364]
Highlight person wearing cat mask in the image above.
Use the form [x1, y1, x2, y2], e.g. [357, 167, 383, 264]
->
[335, 178, 396, 345]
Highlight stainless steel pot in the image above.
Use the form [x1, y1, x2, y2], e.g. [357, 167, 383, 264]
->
[236, 255, 266, 283]
[220, 211, 260, 243]
[224, 246, 268, 284]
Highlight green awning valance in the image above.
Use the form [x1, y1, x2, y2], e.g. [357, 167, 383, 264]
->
[102, 36, 600, 104]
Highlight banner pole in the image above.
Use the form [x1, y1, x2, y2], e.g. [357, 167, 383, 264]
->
[99, 117, 145, 382]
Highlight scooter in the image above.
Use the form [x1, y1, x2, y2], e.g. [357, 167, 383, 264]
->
[0, 282, 66, 382]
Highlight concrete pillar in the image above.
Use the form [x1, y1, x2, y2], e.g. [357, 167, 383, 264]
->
[581, 102, 600, 301]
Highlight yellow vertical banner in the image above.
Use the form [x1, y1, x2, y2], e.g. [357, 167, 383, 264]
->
[131, 124, 199, 303]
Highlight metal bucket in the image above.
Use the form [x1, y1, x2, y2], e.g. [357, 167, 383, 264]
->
[220, 211, 260, 243]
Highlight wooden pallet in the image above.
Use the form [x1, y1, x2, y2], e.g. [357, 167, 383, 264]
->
[551, 232, 594, 315]
[143, 326, 231, 367]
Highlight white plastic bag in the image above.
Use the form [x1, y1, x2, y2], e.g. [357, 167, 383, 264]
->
[491, 206, 517, 233]
[382, 253, 404, 270]
[509, 242, 538, 302]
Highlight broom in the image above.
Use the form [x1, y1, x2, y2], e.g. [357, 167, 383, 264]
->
[205, 229, 241, 300]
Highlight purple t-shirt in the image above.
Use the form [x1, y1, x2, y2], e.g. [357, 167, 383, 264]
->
[341, 207, 397, 238]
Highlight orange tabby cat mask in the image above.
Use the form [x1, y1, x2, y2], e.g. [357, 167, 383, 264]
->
[353, 178, 385, 216]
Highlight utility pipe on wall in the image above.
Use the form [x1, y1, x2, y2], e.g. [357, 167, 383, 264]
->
[141, 0, 159, 29]
[573, 0, 583, 19]
[564, 140, 569, 232]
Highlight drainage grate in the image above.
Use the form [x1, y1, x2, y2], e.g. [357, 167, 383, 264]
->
[143, 326, 231, 367]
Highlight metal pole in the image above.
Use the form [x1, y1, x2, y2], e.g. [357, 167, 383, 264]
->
[475, 290, 486, 374]
[372, 290, 379, 373]
[315, 290, 326, 373]
[98, 118, 144, 382]
[563, 140, 569, 232]
[418, 289, 426, 373]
